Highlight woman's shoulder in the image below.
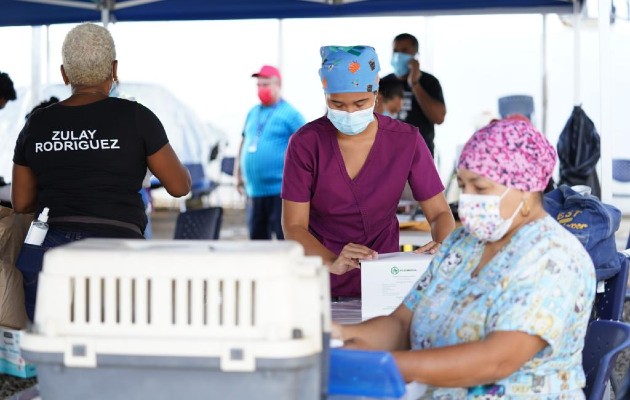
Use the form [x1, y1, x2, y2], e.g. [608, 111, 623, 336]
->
[24, 105, 51, 123]
[513, 215, 594, 273]
[108, 97, 162, 121]
[291, 115, 332, 141]
[108, 96, 146, 110]
[21, 102, 68, 131]
[53, 96, 149, 116]
[519, 215, 587, 250]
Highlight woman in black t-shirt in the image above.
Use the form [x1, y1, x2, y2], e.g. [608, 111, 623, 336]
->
[11, 23, 191, 320]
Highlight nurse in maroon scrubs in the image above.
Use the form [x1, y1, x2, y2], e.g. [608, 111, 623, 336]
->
[281, 45, 454, 297]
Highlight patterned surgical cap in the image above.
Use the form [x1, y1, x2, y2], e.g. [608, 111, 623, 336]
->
[319, 45, 380, 94]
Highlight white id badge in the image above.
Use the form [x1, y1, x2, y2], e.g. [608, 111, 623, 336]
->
[247, 137, 258, 153]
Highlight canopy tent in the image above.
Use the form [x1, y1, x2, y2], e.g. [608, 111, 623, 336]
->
[3, 0, 618, 205]
[2, 0, 574, 27]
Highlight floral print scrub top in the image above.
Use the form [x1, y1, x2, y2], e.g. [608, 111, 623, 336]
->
[403, 215, 596, 399]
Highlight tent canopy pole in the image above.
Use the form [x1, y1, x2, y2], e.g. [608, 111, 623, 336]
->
[599, 0, 613, 203]
[573, 0, 581, 105]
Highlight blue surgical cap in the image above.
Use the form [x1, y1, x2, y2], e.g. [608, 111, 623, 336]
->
[319, 45, 380, 94]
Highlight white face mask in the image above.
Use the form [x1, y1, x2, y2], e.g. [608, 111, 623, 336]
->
[458, 189, 522, 242]
[326, 104, 375, 135]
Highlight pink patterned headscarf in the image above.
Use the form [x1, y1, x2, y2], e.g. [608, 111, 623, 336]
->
[457, 117, 557, 192]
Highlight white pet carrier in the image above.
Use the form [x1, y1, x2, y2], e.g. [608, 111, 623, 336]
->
[21, 239, 330, 400]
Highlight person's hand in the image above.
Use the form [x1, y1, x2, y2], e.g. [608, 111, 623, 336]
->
[407, 59, 422, 87]
[414, 240, 441, 255]
[329, 243, 378, 275]
[236, 175, 245, 196]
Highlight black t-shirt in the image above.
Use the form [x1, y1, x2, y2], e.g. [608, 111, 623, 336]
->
[13, 97, 169, 237]
[385, 71, 445, 156]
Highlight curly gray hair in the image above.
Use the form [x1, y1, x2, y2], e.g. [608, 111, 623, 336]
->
[62, 23, 116, 86]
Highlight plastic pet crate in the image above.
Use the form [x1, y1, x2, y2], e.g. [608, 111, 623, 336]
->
[21, 239, 330, 400]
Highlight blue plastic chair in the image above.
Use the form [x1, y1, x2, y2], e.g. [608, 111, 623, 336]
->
[498, 95, 534, 120]
[617, 354, 630, 400]
[173, 207, 223, 240]
[594, 255, 629, 321]
[612, 159, 630, 183]
[328, 348, 406, 399]
[582, 320, 630, 400]
[184, 163, 219, 202]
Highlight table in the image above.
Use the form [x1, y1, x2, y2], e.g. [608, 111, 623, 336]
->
[331, 298, 361, 324]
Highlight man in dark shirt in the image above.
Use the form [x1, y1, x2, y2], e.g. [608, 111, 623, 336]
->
[385, 33, 446, 157]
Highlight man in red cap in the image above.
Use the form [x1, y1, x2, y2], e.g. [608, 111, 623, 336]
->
[235, 65, 305, 240]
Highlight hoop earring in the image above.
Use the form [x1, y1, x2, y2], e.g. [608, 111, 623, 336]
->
[520, 200, 531, 217]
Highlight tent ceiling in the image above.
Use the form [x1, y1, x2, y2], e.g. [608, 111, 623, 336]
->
[2, 0, 575, 27]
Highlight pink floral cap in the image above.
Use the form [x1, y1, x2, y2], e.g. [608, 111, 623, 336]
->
[457, 117, 557, 192]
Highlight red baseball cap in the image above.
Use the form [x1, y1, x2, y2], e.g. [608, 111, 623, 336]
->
[252, 65, 281, 82]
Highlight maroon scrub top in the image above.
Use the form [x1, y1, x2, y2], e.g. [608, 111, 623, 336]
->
[282, 113, 444, 297]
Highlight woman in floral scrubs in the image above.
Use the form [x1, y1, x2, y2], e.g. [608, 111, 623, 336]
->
[334, 117, 596, 399]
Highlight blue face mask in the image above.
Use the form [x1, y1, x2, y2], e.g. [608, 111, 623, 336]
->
[109, 80, 118, 97]
[382, 110, 396, 118]
[391, 52, 414, 77]
[327, 104, 375, 135]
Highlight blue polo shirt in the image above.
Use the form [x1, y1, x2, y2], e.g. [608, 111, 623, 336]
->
[241, 99, 305, 197]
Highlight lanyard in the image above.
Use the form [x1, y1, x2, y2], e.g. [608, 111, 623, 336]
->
[248, 102, 280, 153]
[256, 101, 280, 137]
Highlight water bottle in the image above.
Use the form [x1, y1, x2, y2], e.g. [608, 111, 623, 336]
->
[24, 207, 50, 246]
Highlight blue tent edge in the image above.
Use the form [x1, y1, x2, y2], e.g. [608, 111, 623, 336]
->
[1, 0, 576, 27]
